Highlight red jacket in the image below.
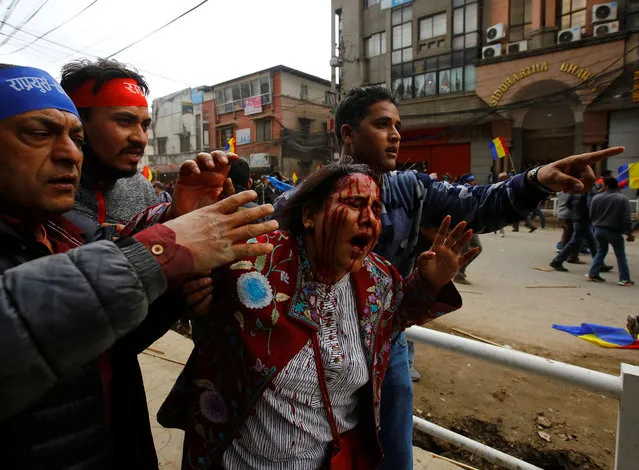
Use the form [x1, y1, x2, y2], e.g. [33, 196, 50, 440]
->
[159, 231, 462, 469]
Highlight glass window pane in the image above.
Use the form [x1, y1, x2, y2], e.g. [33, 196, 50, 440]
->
[391, 64, 402, 79]
[453, 8, 464, 34]
[414, 59, 426, 73]
[453, 0, 464, 7]
[241, 82, 250, 99]
[392, 50, 402, 64]
[365, 37, 372, 57]
[420, 18, 433, 39]
[251, 79, 260, 96]
[452, 51, 464, 66]
[433, 13, 447, 36]
[402, 77, 413, 99]
[403, 6, 413, 22]
[465, 32, 478, 48]
[573, 0, 586, 9]
[402, 47, 413, 62]
[450, 67, 463, 93]
[438, 54, 451, 69]
[426, 57, 438, 70]
[453, 35, 464, 50]
[374, 36, 382, 56]
[402, 23, 412, 47]
[232, 85, 241, 101]
[402, 62, 413, 75]
[381, 33, 386, 53]
[260, 76, 270, 95]
[414, 74, 426, 97]
[464, 65, 476, 91]
[561, 0, 571, 13]
[465, 48, 478, 61]
[439, 69, 451, 94]
[510, 0, 522, 24]
[392, 78, 404, 98]
[425, 72, 437, 95]
[572, 10, 586, 27]
[510, 25, 524, 41]
[465, 3, 478, 32]
[392, 9, 402, 25]
[524, 0, 533, 22]
[224, 87, 233, 102]
[392, 25, 402, 49]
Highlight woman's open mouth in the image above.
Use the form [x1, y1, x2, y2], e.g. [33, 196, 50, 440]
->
[349, 233, 371, 255]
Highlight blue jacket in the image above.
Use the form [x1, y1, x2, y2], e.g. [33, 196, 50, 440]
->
[275, 170, 545, 277]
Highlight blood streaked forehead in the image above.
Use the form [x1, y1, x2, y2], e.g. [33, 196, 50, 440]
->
[333, 174, 380, 201]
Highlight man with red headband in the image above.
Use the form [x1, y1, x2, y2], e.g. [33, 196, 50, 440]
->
[0, 62, 279, 470]
[61, 59, 159, 225]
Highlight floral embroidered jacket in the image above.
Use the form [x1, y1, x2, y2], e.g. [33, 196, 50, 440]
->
[158, 230, 462, 470]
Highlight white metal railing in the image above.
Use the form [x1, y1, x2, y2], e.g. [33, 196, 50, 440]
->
[406, 326, 639, 470]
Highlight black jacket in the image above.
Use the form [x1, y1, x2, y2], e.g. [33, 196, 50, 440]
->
[0, 214, 182, 469]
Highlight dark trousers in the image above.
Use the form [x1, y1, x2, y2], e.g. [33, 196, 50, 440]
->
[554, 222, 597, 264]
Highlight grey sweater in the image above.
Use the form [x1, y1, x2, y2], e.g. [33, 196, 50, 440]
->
[75, 170, 158, 225]
[590, 189, 633, 235]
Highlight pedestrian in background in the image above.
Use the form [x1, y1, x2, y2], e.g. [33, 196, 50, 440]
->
[586, 177, 635, 285]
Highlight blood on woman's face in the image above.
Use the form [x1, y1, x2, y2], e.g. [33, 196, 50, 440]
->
[304, 174, 382, 283]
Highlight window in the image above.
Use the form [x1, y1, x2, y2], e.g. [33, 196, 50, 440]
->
[203, 112, 210, 147]
[419, 13, 447, 40]
[365, 32, 386, 58]
[301, 84, 309, 100]
[215, 75, 271, 114]
[256, 119, 272, 142]
[299, 118, 311, 135]
[220, 126, 234, 148]
[156, 137, 167, 155]
[365, 0, 380, 6]
[391, 4, 412, 65]
[195, 114, 202, 151]
[392, 49, 477, 100]
[560, 0, 587, 28]
[452, 0, 479, 50]
[392, 1, 477, 101]
[510, 0, 532, 41]
[629, 0, 639, 29]
[179, 131, 191, 153]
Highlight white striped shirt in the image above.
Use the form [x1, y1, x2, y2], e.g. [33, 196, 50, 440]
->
[222, 274, 370, 469]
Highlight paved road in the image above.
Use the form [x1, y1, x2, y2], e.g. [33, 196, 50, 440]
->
[430, 227, 639, 359]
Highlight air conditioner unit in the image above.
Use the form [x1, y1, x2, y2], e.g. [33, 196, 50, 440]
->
[507, 40, 528, 54]
[592, 2, 617, 23]
[482, 44, 502, 59]
[486, 23, 506, 43]
[557, 26, 581, 44]
[594, 20, 620, 36]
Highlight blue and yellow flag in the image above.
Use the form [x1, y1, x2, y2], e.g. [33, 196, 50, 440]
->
[488, 137, 508, 161]
[553, 323, 639, 349]
[225, 136, 236, 154]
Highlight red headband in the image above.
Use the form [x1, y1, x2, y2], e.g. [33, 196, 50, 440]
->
[68, 78, 148, 108]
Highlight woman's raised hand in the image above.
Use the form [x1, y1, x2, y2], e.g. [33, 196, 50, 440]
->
[416, 215, 479, 289]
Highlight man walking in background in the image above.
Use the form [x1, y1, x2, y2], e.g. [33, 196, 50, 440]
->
[586, 177, 635, 285]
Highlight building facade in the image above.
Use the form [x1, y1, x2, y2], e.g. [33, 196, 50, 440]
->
[332, 0, 639, 189]
[150, 87, 213, 179]
[204, 65, 333, 178]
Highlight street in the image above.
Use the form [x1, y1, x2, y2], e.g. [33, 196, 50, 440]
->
[412, 226, 639, 469]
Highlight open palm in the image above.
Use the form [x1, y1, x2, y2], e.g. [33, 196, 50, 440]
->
[416, 216, 479, 289]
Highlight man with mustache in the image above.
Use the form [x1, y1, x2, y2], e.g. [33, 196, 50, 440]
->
[0, 63, 279, 470]
[60, 58, 158, 225]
